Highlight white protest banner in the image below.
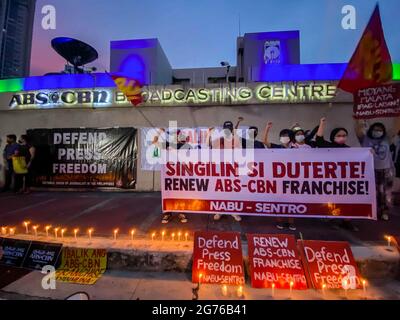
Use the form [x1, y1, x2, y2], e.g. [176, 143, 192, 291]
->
[161, 148, 377, 219]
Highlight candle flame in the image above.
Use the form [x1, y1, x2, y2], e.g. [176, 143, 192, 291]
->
[45, 225, 51, 231]
[131, 229, 135, 235]
[23, 221, 30, 226]
[114, 229, 119, 234]
[322, 283, 326, 289]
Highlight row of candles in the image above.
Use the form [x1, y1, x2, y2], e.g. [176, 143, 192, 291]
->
[197, 275, 368, 299]
[0, 221, 190, 242]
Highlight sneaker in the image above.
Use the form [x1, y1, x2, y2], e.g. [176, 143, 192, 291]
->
[232, 215, 242, 222]
[288, 224, 297, 231]
[162, 214, 172, 224]
[213, 214, 221, 221]
[178, 214, 188, 223]
[276, 223, 284, 230]
[381, 213, 389, 221]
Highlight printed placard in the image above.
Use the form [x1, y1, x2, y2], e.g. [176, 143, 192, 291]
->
[247, 234, 308, 289]
[22, 241, 63, 270]
[0, 238, 31, 267]
[56, 247, 107, 285]
[192, 231, 245, 285]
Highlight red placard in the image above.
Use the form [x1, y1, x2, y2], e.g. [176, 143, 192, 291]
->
[246, 234, 308, 289]
[298, 240, 362, 289]
[192, 231, 245, 285]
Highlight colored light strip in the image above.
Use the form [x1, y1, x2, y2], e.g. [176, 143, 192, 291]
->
[0, 63, 398, 93]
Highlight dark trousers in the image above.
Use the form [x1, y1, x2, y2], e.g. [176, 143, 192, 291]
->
[14, 174, 26, 192]
[3, 160, 14, 191]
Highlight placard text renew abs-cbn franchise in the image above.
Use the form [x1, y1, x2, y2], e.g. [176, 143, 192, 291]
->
[161, 149, 377, 219]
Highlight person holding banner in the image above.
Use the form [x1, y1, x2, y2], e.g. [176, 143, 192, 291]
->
[316, 117, 359, 232]
[355, 120, 395, 221]
[209, 118, 243, 222]
[263, 121, 296, 231]
[162, 130, 190, 224]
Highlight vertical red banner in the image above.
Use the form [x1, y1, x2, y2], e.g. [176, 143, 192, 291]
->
[247, 234, 308, 289]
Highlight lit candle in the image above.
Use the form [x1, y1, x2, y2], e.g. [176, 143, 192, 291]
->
[162, 230, 166, 241]
[290, 281, 294, 297]
[9, 227, 15, 236]
[199, 273, 203, 284]
[386, 235, 392, 247]
[1, 227, 7, 235]
[33, 225, 38, 237]
[222, 285, 228, 296]
[171, 233, 175, 241]
[54, 227, 59, 238]
[113, 228, 119, 241]
[272, 283, 275, 298]
[322, 283, 326, 296]
[130, 229, 135, 242]
[23, 221, 30, 234]
[362, 279, 367, 297]
[88, 228, 93, 240]
[61, 228, 66, 239]
[237, 286, 243, 298]
[343, 279, 348, 298]
[185, 232, 189, 241]
[74, 228, 79, 240]
[178, 231, 182, 241]
[151, 232, 156, 241]
[45, 225, 51, 237]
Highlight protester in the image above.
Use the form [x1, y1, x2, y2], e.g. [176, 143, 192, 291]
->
[241, 126, 265, 149]
[1, 134, 18, 192]
[315, 117, 360, 231]
[162, 130, 190, 224]
[391, 130, 400, 178]
[355, 120, 394, 221]
[13, 135, 36, 194]
[291, 126, 313, 149]
[209, 118, 243, 222]
[263, 122, 296, 231]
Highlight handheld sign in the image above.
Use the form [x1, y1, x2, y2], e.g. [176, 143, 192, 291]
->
[22, 241, 63, 270]
[192, 231, 245, 285]
[247, 234, 308, 289]
[298, 240, 361, 289]
[0, 238, 31, 267]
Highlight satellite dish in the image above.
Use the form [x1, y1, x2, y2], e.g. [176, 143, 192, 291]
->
[51, 37, 98, 74]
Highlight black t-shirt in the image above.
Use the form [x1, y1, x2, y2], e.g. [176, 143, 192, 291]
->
[315, 136, 350, 148]
[241, 138, 265, 149]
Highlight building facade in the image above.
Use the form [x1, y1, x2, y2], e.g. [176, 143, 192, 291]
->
[0, 0, 36, 79]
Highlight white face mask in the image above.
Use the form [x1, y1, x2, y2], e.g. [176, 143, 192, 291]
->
[295, 135, 305, 143]
[280, 136, 291, 144]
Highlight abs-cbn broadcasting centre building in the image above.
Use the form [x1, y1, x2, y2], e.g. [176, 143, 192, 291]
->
[0, 31, 399, 191]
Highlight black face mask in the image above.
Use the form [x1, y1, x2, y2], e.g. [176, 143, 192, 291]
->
[18, 140, 22, 144]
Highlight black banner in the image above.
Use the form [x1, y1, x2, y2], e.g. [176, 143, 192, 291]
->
[27, 127, 137, 189]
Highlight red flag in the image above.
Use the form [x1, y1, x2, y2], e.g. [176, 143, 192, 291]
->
[338, 5, 392, 93]
[111, 74, 143, 106]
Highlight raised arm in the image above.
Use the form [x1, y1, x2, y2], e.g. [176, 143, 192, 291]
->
[316, 117, 326, 137]
[235, 117, 244, 130]
[263, 122, 273, 148]
[354, 119, 367, 140]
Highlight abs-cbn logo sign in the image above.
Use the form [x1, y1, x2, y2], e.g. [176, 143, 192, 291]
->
[9, 90, 111, 108]
[264, 40, 281, 64]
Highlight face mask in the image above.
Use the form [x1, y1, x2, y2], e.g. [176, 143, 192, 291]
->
[280, 137, 291, 144]
[372, 131, 384, 139]
[295, 135, 305, 143]
[334, 136, 347, 144]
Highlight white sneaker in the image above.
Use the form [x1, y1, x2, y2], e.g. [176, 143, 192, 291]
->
[232, 215, 242, 222]
[213, 214, 221, 221]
